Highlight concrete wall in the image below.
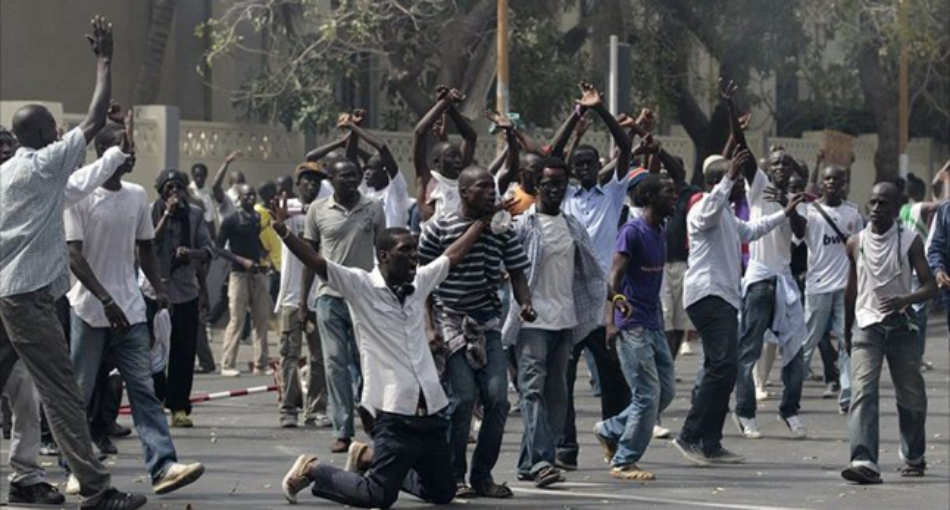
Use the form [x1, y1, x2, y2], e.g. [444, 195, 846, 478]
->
[0, 0, 265, 125]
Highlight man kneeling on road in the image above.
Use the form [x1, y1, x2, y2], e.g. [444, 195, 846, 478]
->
[273, 191, 494, 508]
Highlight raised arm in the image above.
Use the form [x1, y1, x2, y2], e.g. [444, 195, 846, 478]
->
[719, 79, 755, 183]
[443, 218, 491, 267]
[305, 136, 347, 163]
[211, 151, 241, 204]
[577, 83, 631, 184]
[413, 91, 455, 186]
[549, 106, 586, 159]
[656, 148, 686, 185]
[485, 111, 520, 193]
[564, 115, 592, 163]
[79, 16, 114, 144]
[346, 119, 399, 180]
[444, 89, 477, 167]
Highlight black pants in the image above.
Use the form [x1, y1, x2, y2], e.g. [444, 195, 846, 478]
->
[308, 411, 455, 509]
[681, 296, 738, 454]
[817, 333, 839, 384]
[556, 326, 631, 464]
[148, 298, 201, 414]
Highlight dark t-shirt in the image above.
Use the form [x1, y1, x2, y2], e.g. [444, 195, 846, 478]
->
[614, 217, 666, 330]
[217, 209, 263, 272]
[418, 212, 530, 316]
[665, 185, 699, 262]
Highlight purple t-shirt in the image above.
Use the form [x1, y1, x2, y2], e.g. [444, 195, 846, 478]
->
[614, 217, 666, 330]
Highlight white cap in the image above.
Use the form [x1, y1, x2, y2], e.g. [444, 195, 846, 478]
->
[703, 155, 728, 176]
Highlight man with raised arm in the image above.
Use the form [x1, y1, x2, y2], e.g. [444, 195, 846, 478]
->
[0, 16, 149, 510]
[275, 197, 491, 508]
[548, 82, 633, 470]
[672, 147, 801, 467]
[413, 87, 477, 223]
[342, 110, 411, 228]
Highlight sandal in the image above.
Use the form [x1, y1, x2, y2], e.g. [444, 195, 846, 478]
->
[610, 463, 655, 481]
[455, 482, 477, 498]
[472, 480, 514, 499]
[534, 466, 563, 488]
[899, 461, 926, 477]
[841, 466, 882, 485]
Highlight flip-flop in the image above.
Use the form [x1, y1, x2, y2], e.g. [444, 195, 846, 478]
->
[841, 465, 882, 484]
[472, 480, 513, 498]
[534, 466, 564, 488]
[610, 464, 656, 481]
[455, 483, 477, 499]
[899, 461, 926, 477]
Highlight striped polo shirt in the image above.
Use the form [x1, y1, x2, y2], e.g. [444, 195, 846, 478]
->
[419, 212, 530, 316]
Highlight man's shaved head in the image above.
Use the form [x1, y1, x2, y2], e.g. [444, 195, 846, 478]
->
[872, 181, 900, 202]
[11, 104, 57, 150]
[458, 166, 491, 189]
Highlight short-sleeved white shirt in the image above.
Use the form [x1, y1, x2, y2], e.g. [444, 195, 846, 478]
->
[326, 256, 451, 417]
[747, 169, 793, 276]
[65, 182, 155, 328]
[802, 202, 864, 294]
[360, 171, 410, 228]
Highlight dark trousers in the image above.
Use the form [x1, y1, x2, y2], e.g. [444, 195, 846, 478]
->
[557, 326, 631, 464]
[195, 297, 216, 371]
[89, 355, 121, 441]
[308, 412, 455, 509]
[148, 298, 200, 414]
[681, 296, 738, 454]
[817, 334, 839, 384]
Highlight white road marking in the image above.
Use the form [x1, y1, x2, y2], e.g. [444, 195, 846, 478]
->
[511, 486, 816, 510]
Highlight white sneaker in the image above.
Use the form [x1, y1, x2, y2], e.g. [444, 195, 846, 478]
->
[780, 415, 808, 439]
[65, 474, 80, 495]
[220, 368, 241, 377]
[755, 387, 769, 401]
[153, 462, 205, 494]
[732, 413, 762, 439]
[306, 413, 332, 428]
[652, 425, 671, 439]
[679, 341, 694, 356]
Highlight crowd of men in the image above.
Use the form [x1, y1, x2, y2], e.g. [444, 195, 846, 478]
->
[1, 16, 948, 510]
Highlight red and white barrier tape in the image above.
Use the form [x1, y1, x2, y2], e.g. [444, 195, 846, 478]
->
[119, 384, 277, 415]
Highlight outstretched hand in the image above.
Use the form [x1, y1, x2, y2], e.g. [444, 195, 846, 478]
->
[718, 77, 738, 106]
[738, 112, 752, 131]
[729, 149, 753, 180]
[225, 150, 242, 164]
[783, 193, 806, 217]
[435, 85, 450, 101]
[268, 192, 290, 226]
[577, 82, 603, 108]
[337, 112, 352, 129]
[351, 109, 366, 126]
[85, 15, 113, 59]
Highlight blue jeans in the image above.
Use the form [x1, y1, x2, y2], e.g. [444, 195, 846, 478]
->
[804, 290, 851, 408]
[600, 327, 675, 466]
[736, 278, 805, 419]
[849, 320, 927, 473]
[70, 316, 177, 482]
[514, 328, 572, 477]
[316, 296, 361, 440]
[446, 328, 510, 485]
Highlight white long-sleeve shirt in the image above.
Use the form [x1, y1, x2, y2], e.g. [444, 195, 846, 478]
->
[684, 175, 787, 310]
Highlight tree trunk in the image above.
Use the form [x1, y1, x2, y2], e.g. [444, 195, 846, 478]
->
[134, 0, 178, 105]
[855, 40, 899, 183]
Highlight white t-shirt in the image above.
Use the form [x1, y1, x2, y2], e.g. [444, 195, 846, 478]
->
[189, 182, 235, 228]
[747, 169, 793, 275]
[427, 171, 460, 223]
[529, 213, 578, 330]
[802, 202, 864, 295]
[65, 182, 155, 328]
[360, 171, 410, 228]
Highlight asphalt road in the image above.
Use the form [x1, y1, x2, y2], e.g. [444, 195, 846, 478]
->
[3, 315, 947, 510]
